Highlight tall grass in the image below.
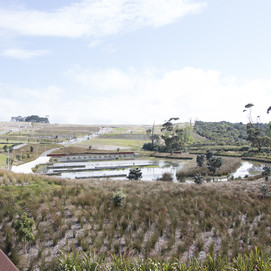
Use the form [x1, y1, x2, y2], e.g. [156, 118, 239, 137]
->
[49, 247, 271, 271]
[0, 170, 271, 270]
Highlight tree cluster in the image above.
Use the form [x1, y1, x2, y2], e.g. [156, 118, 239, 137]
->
[243, 104, 271, 152]
[196, 150, 223, 181]
[194, 121, 248, 145]
[143, 118, 193, 153]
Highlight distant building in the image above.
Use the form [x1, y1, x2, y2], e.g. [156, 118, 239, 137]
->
[11, 115, 49, 123]
[49, 152, 136, 162]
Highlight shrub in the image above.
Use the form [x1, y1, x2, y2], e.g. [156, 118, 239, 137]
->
[194, 173, 204, 185]
[196, 154, 205, 167]
[262, 166, 271, 181]
[127, 168, 142, 180]
[112, 190, 126, 207]
[206, 149, 214, 160]
[158, 172, 173, 182]
[259, 183, 270, 199]
[14, 212, 35, 253]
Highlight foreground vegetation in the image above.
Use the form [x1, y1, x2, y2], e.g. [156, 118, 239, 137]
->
[51, 247, 271, 270]
[0, 170, 271, 270]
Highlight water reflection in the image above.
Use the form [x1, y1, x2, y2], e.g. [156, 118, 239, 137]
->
[46, 159, 263, 183]
[48, 159, 187, 182]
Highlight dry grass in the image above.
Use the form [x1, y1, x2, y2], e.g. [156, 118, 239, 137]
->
[0, 170, 270, 270]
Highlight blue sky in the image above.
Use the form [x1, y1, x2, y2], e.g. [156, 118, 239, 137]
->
[0, 0, 270, 124]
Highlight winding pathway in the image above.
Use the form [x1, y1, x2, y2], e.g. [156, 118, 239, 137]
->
[11, 127, 111, 174]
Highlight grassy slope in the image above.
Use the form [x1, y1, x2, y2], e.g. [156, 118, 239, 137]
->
[77, 125, 149, 151]
[0, 171, 270, 270]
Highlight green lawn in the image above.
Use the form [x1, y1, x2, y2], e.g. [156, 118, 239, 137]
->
[77, 137, 148, 151]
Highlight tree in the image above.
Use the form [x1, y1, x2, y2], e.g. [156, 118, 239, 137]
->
[246, 123, 270, 152]
[205, 149, 213, 160]
[196, 154, 205, 167]
[14, 212, 35, 253]
[6, 158, 13, 166]
[242, 103, 270, 152]
[3, 145, 8, 152]
[265, 122, 271, 137]
[207, 157, 223, 181]
[194, 173, 204, 184]
[243, 103, 254, 123]
[161, 117, 185, 154]
[146, 122, 159, 150]
[127, 168, 142, 180]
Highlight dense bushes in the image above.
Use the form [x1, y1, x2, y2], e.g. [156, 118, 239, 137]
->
[142, 143, 166, 152]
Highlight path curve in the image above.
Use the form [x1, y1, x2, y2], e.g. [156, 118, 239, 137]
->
[11, 127, 111, 174]
[11, 148, 59, 174]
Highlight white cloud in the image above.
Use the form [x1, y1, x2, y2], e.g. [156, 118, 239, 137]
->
[0, 0, 206, 38]
[1, 48, 50, 59]
[1, 67, 271, 124]
[64, 67, 271, 124]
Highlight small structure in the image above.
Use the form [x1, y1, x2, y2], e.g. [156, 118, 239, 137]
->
[49, 152, 136, 162]
[0, 249, 19, 271]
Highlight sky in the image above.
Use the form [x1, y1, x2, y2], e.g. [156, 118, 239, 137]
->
[0, 0, 271, 125]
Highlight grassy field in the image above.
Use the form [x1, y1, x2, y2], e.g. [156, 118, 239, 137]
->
[75, 125, 153, 151]
[0, 170, 271, 270]
[77, 137, 149, 151]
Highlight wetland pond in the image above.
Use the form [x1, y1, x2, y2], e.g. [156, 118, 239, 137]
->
[45, 159, 263, 182]
[46, 159, 186, 182]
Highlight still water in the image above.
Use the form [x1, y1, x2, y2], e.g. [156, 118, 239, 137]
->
[46, 159, 263, 182]
[47, 159, 187, 182]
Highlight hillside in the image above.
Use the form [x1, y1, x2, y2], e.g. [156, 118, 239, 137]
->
[0, 170, 270, 270]
[194, 121, 248, 145]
